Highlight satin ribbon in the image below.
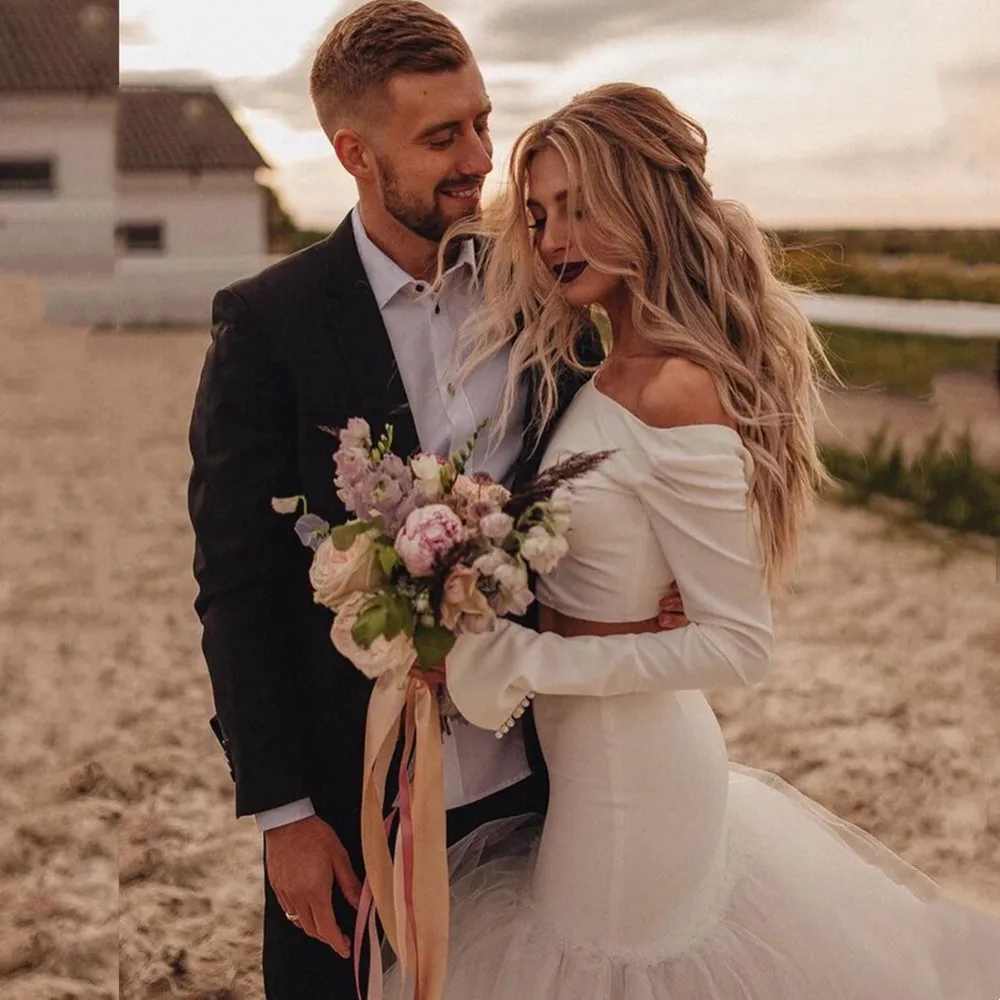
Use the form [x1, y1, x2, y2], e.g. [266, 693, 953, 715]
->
[356, 671, 449, 1000]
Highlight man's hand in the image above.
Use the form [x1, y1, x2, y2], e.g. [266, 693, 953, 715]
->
[657, 582, 688, 630]
[264, 815, 362, 957]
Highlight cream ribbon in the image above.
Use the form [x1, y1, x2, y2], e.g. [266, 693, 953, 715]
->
[359, 671, 449, 1000]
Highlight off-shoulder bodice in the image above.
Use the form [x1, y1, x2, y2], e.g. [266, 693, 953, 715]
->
[536, 379, 754, 622]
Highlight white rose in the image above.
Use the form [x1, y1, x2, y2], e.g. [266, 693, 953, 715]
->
[309, 531, 384, 610]
[493, 558, 529, 592]
[331, 593, 416, 682]
[410, 453, 443, 481]
[479, 511, 514, 543]
[520, 525, 570, 575]
[410, 453, 445, 499]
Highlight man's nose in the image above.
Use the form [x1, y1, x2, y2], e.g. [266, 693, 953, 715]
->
[459, 131, 493, 178]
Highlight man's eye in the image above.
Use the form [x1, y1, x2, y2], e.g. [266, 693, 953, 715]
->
[475, 120, 491, 135]
[429, 135, 456, 149]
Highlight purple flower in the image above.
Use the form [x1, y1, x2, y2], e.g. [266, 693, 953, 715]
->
[294, 513, 330, 551]
[340, 418, 371, 450]
[335, 446, 372, 486]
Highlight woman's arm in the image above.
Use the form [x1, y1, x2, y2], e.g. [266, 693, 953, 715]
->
[446, 429, 771, 732]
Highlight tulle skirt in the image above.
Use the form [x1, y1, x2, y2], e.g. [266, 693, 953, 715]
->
[386, 764, 1000, 999]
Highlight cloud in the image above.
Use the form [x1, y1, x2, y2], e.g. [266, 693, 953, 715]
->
[475, 0, 826, 65]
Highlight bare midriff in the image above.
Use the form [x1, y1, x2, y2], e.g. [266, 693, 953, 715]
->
[538, 603, 660, 638]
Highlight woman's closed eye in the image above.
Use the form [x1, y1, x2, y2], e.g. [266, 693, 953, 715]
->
[528, 216, 547, 232]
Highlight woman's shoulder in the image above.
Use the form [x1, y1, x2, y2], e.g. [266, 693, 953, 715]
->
[633, 356, 737, 433]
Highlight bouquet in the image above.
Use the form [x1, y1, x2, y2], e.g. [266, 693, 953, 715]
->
[273, 418, 611, 1000]
[273, 417, 610, 694]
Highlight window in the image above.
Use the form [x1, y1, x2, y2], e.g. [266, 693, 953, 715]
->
[0, 159, 54, 192]
[115, 223, 164, 254]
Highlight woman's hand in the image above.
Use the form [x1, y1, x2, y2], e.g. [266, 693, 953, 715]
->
[657, 582, 688, 630]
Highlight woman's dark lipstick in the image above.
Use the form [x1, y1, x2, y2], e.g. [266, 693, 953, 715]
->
[553, 261, 588, 283]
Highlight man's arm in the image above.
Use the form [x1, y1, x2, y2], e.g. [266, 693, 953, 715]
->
[189, 287, 310, 817]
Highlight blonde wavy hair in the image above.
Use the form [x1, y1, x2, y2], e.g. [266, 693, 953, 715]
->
[447, 82, 836, 587]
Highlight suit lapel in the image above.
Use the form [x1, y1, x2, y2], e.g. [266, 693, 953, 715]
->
[322, 216, 420, 460]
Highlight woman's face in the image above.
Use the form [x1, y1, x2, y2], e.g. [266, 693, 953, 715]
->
[525, 146, 623, 309]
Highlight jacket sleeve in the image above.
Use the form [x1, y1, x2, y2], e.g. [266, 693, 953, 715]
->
[445, 431, 772, 732]
[188, 288, 312, 817]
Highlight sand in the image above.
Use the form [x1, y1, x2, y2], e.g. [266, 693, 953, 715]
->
[0, 275, 997, 999]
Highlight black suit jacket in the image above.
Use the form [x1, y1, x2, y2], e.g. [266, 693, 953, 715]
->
[188, 213, 601, 848]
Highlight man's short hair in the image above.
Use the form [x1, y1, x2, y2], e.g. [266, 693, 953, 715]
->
[310, 0, 473, 137]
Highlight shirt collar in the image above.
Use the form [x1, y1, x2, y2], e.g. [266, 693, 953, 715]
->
[351, 205, 479, 309]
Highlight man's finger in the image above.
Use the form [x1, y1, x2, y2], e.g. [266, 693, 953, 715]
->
[289, 896, 321, 942]
[310, 897, 351, 957]
[333, 851, 363, 909]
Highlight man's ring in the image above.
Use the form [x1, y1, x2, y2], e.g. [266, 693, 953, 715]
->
[285, 912, 302, 924]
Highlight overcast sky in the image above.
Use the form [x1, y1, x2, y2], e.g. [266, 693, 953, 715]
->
[119, 0, 1000, 230]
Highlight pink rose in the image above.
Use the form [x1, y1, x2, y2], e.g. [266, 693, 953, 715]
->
[440, 564, 493, 632]
[309, 531, 383, 610]
[394, 504, 466, 577]
[331, 593, 415, 682]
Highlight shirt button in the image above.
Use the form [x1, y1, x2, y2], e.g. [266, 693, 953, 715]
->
[415, 283, 426, 293]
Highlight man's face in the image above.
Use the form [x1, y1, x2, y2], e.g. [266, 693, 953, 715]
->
[369, 62, 493, 243]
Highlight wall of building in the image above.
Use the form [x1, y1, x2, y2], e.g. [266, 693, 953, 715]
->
[0, 95, 116, 273]
[116, 172, 267, 259]
[40, 254, 286, 327]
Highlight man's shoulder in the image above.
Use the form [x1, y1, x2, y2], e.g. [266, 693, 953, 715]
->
[221, 234, 337, 315]
[218, 214, 360, 320]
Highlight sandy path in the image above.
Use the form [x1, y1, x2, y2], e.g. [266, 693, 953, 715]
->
[0, 277, 996, 998]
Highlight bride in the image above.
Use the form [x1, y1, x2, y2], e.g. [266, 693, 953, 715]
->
[389, 83, 1000, 998]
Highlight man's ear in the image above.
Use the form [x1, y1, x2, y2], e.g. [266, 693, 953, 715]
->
[333, 129, 375, 181]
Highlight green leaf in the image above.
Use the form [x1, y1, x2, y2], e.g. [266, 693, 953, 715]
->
[383, 593, 416, 641]
[352, 600, 388, 649]
[330, 520, 372, 551]
[413, 625, 456, 669]
[376, 543, 399, 577]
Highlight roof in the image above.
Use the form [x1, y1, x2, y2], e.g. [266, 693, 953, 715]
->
[117, 86, 269, 174]
[0, 0, 117, 94]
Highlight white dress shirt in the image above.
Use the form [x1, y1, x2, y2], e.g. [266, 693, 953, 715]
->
[255, 207, 531, 832]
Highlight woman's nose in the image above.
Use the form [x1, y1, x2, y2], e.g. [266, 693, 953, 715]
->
[540, 219, 567, 259]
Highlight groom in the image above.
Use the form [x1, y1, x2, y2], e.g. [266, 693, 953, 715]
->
[188, 2, 681, 998]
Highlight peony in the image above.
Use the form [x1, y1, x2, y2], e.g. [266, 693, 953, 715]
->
[331, 592, 415, 682]
[520, 525, 570, 575]
[440, 564, 493, 632]
[309, 531, 383, 610]
[479, 511, 514, 543]
[394, 504, 466, 577]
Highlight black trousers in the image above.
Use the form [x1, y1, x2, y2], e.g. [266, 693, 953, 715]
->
[262, 772, 547, 1000]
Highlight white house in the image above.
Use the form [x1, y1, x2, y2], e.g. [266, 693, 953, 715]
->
[0, 0, 274, 326]
[0, 0, 117, 276]
[116, 86, 269, 260]
[113, 85, 272, 326]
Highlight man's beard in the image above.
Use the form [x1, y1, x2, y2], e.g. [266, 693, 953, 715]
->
[376, 155, 479, 243]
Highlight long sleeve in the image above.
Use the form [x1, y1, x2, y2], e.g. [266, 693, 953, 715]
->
[446, 427, 772, 732]
[188, 289, 311, 816]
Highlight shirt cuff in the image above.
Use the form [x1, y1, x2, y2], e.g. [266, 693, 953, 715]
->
[254, 797, 316, 832]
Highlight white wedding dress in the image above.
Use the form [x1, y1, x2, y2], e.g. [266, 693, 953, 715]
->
[388, 378, 1000, 999]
